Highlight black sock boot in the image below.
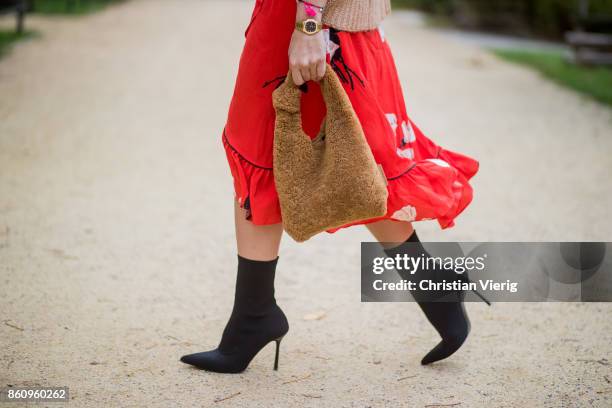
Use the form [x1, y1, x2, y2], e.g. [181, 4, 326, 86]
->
[385, 232, 489, 365]
[180, 255, 289, 373]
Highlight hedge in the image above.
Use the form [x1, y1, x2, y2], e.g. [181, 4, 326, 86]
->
[392, 0, 612, 38]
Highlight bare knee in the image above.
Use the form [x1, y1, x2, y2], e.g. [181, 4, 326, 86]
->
[366, 219, 414, 244]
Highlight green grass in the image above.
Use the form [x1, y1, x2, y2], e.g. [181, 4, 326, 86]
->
[31, 0, 124, 15]
[0, 30, 36, 58]
[493, 49, 612, 107]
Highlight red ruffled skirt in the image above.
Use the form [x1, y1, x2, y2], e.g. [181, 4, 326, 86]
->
[223, 0, 478, 231]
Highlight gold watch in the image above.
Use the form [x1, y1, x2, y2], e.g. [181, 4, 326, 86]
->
[296, 19, 322, 35]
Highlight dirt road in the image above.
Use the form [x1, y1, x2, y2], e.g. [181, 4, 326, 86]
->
[1, 1, 611, 406]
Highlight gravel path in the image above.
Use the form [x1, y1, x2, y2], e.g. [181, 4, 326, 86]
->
[1, 1, 611, 407]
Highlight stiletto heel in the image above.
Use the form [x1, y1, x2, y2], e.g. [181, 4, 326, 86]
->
[461, 273, 492, 306]
[384, 231, 492, 365]
[273, 336, 283, 370]
[471, 288, 491, 306]
[180, 256, 289, 373]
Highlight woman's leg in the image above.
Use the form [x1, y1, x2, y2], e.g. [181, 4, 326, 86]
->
[180, 200, 288, 373]
[366, 219, 473, 365]
[234, 200, 283, 261]
[366, 219, 414, 247]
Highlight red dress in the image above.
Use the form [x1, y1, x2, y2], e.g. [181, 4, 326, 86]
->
[223, 0, 478, 231]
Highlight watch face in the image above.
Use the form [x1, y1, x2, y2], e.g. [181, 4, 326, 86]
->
[304, 19, 317, 33]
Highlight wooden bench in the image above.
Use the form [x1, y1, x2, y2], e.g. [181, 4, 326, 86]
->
[0, 0, 27, 33]
[566, 30, 612, 66]
[566, 1, 612, 66]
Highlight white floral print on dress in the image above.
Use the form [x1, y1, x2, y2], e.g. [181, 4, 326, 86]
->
[401, 121, 416, 144]
[396, 147, 414, 160]
[427, 158, 451, 168]
[391, 205, 417, 222]
[385, 113, 398, 132]
[323, 29, 340, 59]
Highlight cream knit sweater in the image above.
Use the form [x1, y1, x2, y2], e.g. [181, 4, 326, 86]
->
[322, 0, 391, 32]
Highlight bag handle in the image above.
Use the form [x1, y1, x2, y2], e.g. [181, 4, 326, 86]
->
[272, 63, 356, 138]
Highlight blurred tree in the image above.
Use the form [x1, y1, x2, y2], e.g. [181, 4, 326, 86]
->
[392, 0, 612, 38]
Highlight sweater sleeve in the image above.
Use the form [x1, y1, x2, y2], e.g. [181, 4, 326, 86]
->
[322, 0, 391, 32]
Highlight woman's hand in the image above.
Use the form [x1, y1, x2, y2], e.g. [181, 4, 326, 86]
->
[289, 0, 327, 86]
[288, 30, 326, 86]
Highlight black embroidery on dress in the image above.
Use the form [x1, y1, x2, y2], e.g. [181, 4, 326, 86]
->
[263, 76, 309, 93]
[262, 75, 286, 90]
[262, 29, 364, 91]
[329, 28, 365, 91]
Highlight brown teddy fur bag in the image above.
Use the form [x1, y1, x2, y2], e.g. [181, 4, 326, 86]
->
[272, 64, 388, 242]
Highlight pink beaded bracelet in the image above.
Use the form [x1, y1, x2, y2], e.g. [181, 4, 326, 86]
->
[298, 0, 324, 17]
